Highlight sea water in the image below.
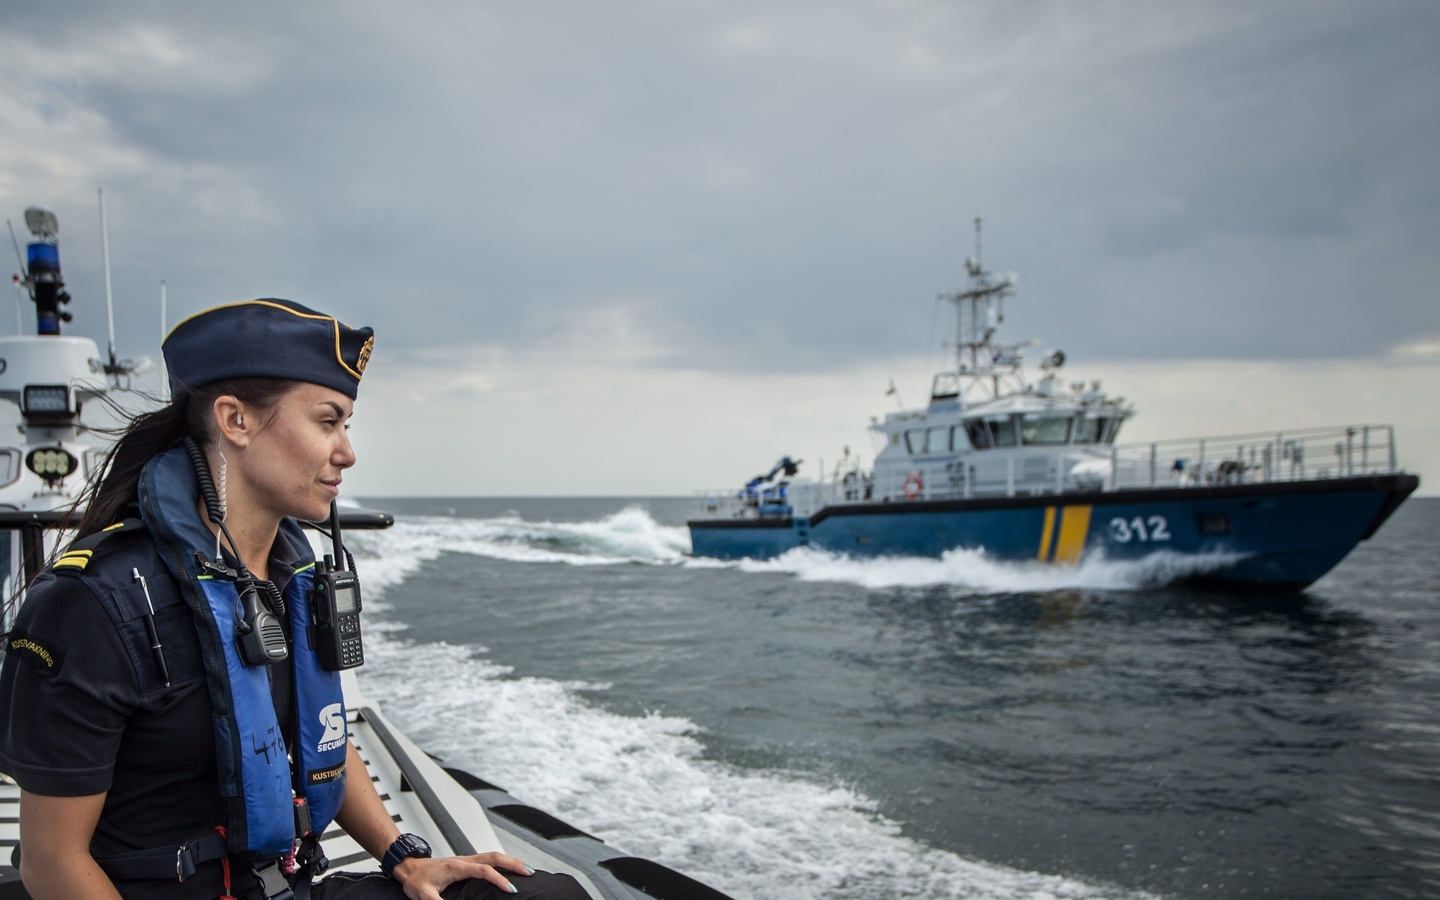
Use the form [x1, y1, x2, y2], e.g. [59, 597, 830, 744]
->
[344, 496, 1440, 899]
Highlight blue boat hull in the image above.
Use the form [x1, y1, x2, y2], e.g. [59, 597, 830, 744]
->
[687, 474, 1419, 589]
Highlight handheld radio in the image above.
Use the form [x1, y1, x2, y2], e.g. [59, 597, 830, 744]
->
[310, 501, 365, 670]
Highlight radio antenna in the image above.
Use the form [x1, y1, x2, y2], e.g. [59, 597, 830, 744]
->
[328, 500, 344, 564]
[6, 219, 25, 280]
[8, 219, 25, 336]
[98, 189, 118, 373]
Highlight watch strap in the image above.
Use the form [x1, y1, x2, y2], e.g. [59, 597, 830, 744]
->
[381, 833, 432, 880]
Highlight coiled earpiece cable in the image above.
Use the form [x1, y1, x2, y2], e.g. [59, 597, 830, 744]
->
[183, 437, 289, 665]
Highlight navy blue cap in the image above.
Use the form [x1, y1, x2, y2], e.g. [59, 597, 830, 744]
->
[163, 299, 374, 399]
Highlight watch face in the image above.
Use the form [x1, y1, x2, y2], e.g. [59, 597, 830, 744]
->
[404, 834, 432, 856]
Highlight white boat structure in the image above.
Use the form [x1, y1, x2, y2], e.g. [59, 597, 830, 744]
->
[690, 221, 1418, 589]
[0, 204, 730, 900]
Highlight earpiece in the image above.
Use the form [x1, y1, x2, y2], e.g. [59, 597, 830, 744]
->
[235, 414, 244, 427]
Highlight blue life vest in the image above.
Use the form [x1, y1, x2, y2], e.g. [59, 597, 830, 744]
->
[138, 447, 349, 857]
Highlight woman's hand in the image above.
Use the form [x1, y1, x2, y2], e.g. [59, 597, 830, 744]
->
[392, 851, 535, 898]
[332, 741, 537, 897]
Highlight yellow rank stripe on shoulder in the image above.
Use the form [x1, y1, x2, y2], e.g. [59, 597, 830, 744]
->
[103, 522, 127, 532]
[55, 549, 94, 570]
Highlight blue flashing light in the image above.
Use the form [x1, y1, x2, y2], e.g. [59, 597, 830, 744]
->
[27, 242, 60, 274]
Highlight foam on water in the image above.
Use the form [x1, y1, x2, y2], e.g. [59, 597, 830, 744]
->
[372, 507, 693, 567]
[345, 519, 1156, 900]
[361, 507, 1240, 594]
[736, 545, 1246, 591]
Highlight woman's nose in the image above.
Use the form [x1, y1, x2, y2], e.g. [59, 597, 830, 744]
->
[335, 431, 357, 468]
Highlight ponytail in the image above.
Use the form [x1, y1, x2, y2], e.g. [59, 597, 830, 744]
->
[71, 378, 296, 538]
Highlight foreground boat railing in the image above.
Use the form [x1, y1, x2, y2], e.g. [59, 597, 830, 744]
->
[697, 424, 1405, 518]
[0, 507, 395, 635]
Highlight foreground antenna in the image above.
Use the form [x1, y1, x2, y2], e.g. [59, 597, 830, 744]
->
[99, 189, 119, 373]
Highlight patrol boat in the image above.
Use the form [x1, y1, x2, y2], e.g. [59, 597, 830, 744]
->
[689, 221, 1419, 590]
[0, 204, 730, 900]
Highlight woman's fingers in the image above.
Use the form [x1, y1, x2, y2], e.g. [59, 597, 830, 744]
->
[468, 851, 535, 877]
[395, 854, 538, 899]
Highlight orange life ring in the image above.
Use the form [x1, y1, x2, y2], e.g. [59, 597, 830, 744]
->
[903, 471, 923, 499]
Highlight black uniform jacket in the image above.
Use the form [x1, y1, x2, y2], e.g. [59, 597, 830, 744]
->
[0, 521, 305, 899]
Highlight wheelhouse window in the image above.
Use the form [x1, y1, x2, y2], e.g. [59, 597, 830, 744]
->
[905, 426, 954, 454]
[987, 416, 1018, 448]
[964, 420, 991, 450]
[931, 372, 960, 400]
[1074, 417, 1107, 444]
[1021, 414, 1072, 445]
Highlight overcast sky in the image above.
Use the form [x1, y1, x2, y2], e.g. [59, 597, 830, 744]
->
[1, 1, 1436, 496]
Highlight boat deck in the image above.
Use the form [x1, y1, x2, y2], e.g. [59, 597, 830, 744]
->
[0, 671, 619, 899]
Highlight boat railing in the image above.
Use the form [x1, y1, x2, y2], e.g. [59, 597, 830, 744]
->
[1103, 424, 1401, 492]
[0, 508, 395, 635]
[695, 424, 1404, 518]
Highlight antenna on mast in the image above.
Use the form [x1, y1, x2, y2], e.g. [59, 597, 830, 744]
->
[6, 219, 26, 281]
[98, 189, 120, 374]
[974, 216, 982, 265]
[6, 220, 24, 336]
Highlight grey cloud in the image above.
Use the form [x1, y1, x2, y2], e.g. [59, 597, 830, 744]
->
[2, 0, 1438, 374]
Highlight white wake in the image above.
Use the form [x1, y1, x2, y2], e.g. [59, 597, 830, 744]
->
[342, 516, 1159, 900]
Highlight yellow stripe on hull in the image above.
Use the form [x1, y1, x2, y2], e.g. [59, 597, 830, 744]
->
[1037, 507, 1057, 560]
[1053, 505, 1093, 564]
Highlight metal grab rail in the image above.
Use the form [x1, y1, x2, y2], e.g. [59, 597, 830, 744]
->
[0, 507, 395, 633]
[696, 424, 1404, 518]
[1106, 424, 1399, 489]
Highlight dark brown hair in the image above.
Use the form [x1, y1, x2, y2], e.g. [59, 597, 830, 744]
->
[72, 378, 296, 537]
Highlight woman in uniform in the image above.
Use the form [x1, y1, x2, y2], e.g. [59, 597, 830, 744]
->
[0, 300, 590, 900]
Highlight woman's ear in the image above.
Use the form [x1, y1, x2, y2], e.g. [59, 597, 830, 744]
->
[212, 395, 251, 447]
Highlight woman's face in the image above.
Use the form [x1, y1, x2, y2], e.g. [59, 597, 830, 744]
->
[236, 382, 356, 523]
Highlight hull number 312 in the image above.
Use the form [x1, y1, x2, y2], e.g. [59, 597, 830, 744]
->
[1109, 515, 1171, 543]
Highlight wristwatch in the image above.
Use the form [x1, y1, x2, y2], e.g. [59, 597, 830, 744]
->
[381, 833, 432, 880]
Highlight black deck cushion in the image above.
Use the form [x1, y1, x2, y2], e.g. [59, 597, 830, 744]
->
[489, 805, 595, 841]
[599, 857, 733, 900]
[443, 766, 505, 792]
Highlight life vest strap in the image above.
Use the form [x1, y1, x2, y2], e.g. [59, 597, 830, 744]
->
[89, 833, 301, 898]
[91, 830, 231, 881]
[253, 858, 297, 900]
